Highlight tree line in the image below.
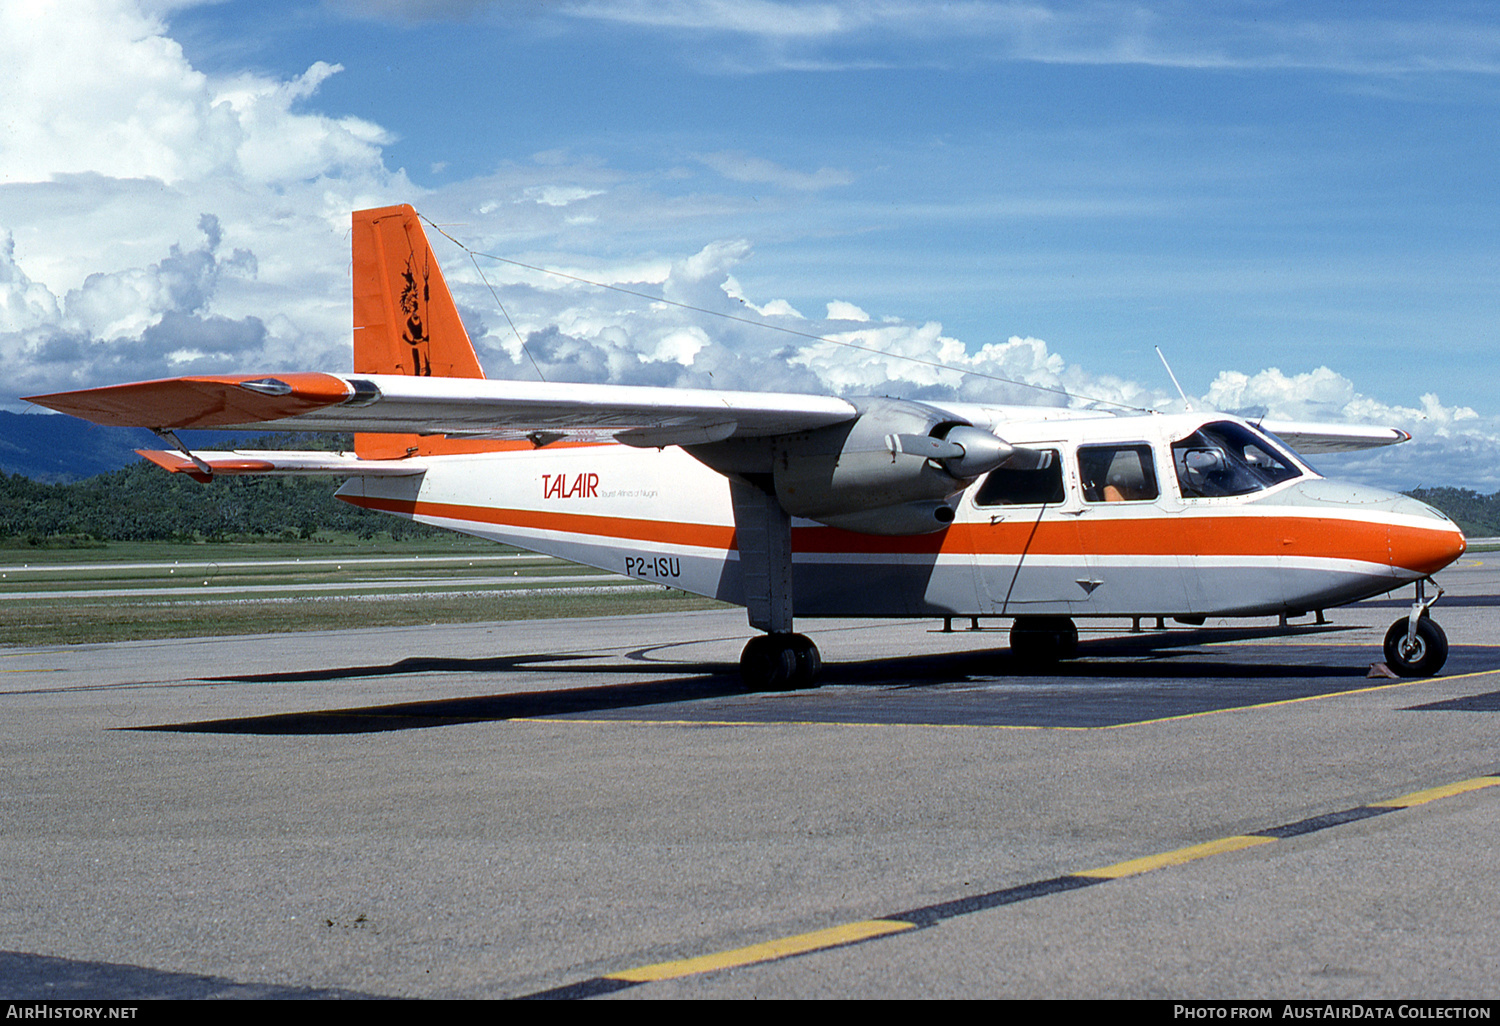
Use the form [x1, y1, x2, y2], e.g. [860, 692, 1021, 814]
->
[1403, 487, 1500, 538]
[0, 435, 440, 543]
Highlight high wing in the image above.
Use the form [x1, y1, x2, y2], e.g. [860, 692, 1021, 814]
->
[1256, 420, 1412, 455]
[31, 372, 857, 449]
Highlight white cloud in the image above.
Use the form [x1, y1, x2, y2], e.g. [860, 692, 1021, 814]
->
[0, 0, 413, 400]
[1203, 366, 1500, 491]
[521, 185, 606, 207]
[695, 151, 853, 191]
[824, 300, 869, 322]
[552, 1, 1500, 76]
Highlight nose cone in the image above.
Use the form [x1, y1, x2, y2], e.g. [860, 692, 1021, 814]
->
[1280, 479, 1467, 577]
[1389, 515, 1467, 576]
[1383, 492, 1466, 576]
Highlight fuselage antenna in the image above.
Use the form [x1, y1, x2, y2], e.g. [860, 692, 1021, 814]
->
[1155, 346, 1193, 412]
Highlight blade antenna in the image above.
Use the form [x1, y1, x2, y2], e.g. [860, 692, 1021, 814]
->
[1155, 346, 1193, 412]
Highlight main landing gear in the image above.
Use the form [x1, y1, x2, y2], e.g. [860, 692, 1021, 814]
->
[741, 633, 822, 691]
[1383, 578, 1449, 677]
[1008, 615, 1079, 666]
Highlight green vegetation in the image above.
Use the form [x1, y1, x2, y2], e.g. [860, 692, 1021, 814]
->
[1403, 488, 1500, 539]
[0, 434, 439, 544]
[0, 538, 729, 646]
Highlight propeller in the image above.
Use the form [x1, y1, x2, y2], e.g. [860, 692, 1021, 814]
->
[886, 425, 1044, 479]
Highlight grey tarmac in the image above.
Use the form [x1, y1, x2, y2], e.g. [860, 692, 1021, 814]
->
[2, 556, 1499, 1000]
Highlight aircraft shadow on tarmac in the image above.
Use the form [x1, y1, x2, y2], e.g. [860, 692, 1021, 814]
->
[0, 950, 377, 1001]
[123, 623, 1498, 735]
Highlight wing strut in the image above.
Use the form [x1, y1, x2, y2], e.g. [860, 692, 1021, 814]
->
[153, 429, 215, 478]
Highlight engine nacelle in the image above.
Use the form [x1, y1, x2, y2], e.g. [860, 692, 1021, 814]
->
[770, 397, 1031, 535]
[815, 499, 959, 536]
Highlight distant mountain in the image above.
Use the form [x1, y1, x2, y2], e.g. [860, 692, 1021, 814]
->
[0, 411, 265, 483]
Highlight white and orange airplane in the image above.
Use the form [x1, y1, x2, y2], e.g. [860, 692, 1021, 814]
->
[28, 205, 1467, 687]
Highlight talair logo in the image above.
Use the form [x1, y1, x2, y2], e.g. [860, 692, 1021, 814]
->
[399, 251, 431, 376]
[543, 472, 599, 499]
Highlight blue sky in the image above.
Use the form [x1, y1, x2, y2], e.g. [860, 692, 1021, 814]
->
[2, 0, 1498, 488]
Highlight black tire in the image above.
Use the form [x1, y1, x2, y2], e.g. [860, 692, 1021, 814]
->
[1010, 616, 1079, 666]
[740, 635, 798, 691]
[787, 634, 822, 689]
[1383, 616, 1449, 677]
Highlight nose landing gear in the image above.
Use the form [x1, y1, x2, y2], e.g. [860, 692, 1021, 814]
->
[1383, 579, 1449, 677]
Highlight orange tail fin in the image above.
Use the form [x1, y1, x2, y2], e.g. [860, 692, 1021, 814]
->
[351, 204, 489, 458]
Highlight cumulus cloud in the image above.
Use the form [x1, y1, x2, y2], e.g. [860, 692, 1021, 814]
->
[1201, 366, 1500, 490]
[0, 0, 413, 399]
[414, 213, 1500, 490]
[0, 215, 268, 392]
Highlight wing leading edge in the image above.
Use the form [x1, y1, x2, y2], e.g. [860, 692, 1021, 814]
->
[27, 372, 859, 448]
[1257, 419, 1412, 454]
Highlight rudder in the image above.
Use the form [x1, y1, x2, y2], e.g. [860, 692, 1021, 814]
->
[352, 204, 487, 458]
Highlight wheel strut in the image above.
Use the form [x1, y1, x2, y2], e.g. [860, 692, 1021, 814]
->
[1383, 578, 1449, 677]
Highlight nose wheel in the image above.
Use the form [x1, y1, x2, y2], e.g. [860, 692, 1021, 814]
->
[1382, 578, 1449, 678]
[741, 633, 822, 691]
[1383, 615, 1448, 677]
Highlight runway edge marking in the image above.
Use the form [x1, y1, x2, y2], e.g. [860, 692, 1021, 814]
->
[520, 772, 1500, 1000]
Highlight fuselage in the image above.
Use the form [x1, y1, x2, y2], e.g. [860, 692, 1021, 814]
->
[335, 411, 1465, 621]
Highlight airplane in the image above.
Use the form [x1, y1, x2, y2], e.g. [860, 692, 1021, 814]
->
[27, 205, 1467, 689]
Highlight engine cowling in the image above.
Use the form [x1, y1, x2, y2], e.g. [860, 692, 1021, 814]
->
[770, 397, 1036, 535]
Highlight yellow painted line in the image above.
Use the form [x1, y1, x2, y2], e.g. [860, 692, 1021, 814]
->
[532, 770, 1500, 998]
[1419, 666, 1500, 684]
[1091, 672, 1500, 729]
[508, 664, 1500, 735]
[1368, 776, 1500, 809]
[1075, 834, 1275, 879]
[604, 919, 914, 982]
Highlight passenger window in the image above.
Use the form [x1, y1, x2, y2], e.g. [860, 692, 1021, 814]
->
[1078, 445, 1158, 503]
[974, 450, 1065, 506]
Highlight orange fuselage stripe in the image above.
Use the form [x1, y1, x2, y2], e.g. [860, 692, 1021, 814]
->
[342, 495, 1453, 573]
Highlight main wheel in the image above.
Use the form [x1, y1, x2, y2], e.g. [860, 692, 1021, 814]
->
[741, 635, 796, 691]
[1383, 616, 1449, 677]
[1009, 616, 1079, 666]
[740, 633, 822, 691]
[787, 634, 822, 688]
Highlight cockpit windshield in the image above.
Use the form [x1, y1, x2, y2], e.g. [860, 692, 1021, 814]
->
[1172, 421, 1303, 499]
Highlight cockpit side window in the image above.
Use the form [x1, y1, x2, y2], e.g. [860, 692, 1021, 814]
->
[1078, 444, 1159, 503]
[1172, 421, 1303, 499]
[974, 449, 1065, 506]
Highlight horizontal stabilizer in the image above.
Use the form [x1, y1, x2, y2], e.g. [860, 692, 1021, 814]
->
[137, 449, 428, 482]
